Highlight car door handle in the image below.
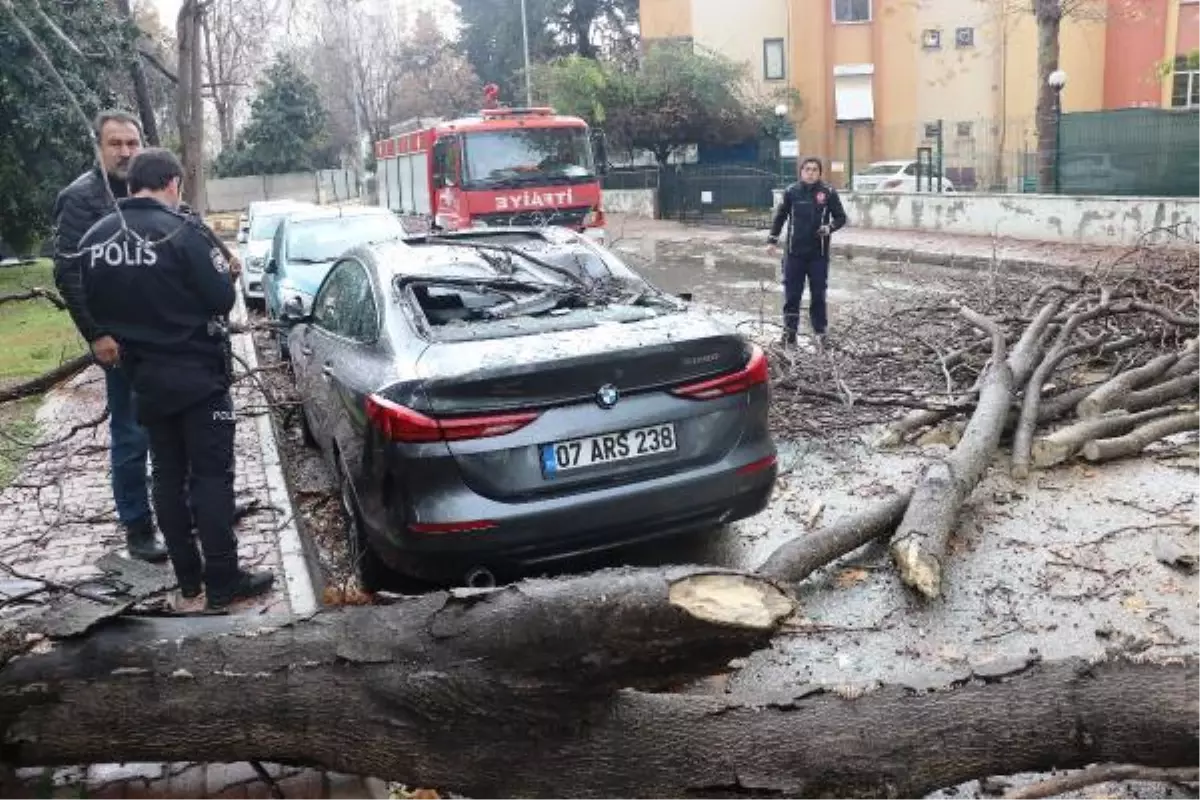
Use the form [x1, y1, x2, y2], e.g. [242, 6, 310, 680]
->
[322, 364, 334, 378]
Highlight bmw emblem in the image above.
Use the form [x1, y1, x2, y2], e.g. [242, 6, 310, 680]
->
[595, 384, 620, 409]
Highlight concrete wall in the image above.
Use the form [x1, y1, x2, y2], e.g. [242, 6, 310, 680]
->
[603, 188, 657, 219]
[205, 169, 361, 213]
[691, 0, 787, 94]
[840, 191, 1199, 247]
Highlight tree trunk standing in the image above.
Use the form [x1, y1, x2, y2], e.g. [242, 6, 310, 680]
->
[113, 0, 161, 145]
[1034, 0, 1062, 193]
[176, 0, 206, 211]
[201, 15, 233, 152]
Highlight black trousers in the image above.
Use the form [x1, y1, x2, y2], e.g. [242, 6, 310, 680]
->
[145, 390, 239, 592]
[782, 252, 830, 335]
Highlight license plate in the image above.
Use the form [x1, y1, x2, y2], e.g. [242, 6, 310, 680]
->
[541, 423, 677, 476]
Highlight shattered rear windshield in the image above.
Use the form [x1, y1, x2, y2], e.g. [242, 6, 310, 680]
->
[401, 277, 683, 342]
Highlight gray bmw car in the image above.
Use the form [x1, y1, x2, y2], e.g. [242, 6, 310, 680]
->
[284, 226, 777, 588]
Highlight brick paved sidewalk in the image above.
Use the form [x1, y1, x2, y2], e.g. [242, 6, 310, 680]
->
[0, 301, 392, 799]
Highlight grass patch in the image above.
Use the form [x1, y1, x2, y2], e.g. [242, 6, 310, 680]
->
[0, 259, 87, 488]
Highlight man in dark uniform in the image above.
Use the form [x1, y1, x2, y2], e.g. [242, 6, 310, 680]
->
[767, 157, 848, 347]
[53, 110, 240, 563]
[79, 148, 272, 611]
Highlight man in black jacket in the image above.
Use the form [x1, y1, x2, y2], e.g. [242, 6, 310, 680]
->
[53, 111, 239, 564]
[767, 157, 848, 346]
[52, 110, 169, 562]
[80, 148, 273, 611]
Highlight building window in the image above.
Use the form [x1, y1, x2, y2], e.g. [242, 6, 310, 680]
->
[1172, 55, 1200, 108]
[921, 29, 941, 50]
[833, 64, 875, 121]
[956, 121, 973, 138]
[923, 122, 942, 140]
[763, 38, 785, 81]
[833, 0, 871, 24]
[955, 27, 975, 47]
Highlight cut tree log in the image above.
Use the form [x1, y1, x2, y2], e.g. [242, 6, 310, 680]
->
[875, 409, 953, 448]
[1082, 410, 1200, 463]
[1076, 351, 1179, 419]
[1030, 406, 1182, 469]
[757, 491, 912, 583]
[891, 302, 1056, 600]
[0, 579, 1194, 798]
[1120, 373, 1199, 413]
[1011, 298, 1113, 479]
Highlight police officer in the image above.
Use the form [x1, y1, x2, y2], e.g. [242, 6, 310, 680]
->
[767, 157, 848, 347]
[79, 148, 273, 612]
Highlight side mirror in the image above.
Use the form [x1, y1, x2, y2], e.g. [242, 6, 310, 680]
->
[281, 295, 307, 322]
[592, 130, 609, 176]
[264, 258, 278, 275]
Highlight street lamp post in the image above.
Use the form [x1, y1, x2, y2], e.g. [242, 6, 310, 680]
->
[1047, 69, 1068, 194]
[520, 0, 533, 107]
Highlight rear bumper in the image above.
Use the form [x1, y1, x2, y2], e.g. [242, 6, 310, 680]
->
[367, 445, 777, 579]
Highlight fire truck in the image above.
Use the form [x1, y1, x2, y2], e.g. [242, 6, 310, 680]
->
[373, 93, 608, 241]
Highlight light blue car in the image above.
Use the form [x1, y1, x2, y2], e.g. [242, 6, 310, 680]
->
[263, 205, 408, 358]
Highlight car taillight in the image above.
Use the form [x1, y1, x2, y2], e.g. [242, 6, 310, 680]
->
[365, 395, 539, 443]
[583, 207, 606, 228]
[670, 345, 769, 400]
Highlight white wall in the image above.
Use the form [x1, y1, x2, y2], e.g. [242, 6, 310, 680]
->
[603, 189, 657, 219]
[839, 192, 1199, 247]
[206, 170, 361, 213]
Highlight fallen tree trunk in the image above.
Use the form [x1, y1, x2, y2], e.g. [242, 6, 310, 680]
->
[891, 303, 1055, 599]
[1164, 339, 1198, 378]
[757, 491, 912, 583]
[0, 354, 91, 405]
[1030, 406, 1181, 469]
[1082, 409, 1199, 463]
[0, 587, 1194, 798]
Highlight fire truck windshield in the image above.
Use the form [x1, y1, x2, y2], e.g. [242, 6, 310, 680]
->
[462, 127, 595, 188]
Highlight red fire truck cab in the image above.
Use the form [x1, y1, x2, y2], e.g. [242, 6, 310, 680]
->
[373, 106, 607, 242]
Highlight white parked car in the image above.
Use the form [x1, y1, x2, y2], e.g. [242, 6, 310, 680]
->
[852, 160, 956, 193]
[237, 199, 315, 308]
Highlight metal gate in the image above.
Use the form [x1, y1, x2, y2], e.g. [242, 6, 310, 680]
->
[657, 165, 783, 223]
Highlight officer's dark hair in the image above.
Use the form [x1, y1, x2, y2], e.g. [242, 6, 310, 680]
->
[799, 157, 824, 175]
[94, 110, 143, 140]
[127, 148, 184, 194]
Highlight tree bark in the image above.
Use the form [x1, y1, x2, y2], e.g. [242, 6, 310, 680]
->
[758, 491, 912, 583]
[113, 0, 161, 145]
[0, 355, 90, 405]
[1030, 406, 1181, 468]
[0, 579, 1194, 798]
[1082, 410, 1199, 463]
[1120, 373, 1199, 413]
[891, 303, 1055, 599]
[1034, 0, 1063, 193]
[176, 0, 206, 211]
[1076, 351, 1179, 419]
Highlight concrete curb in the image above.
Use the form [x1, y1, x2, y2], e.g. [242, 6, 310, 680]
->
[230, 293, 319, 615]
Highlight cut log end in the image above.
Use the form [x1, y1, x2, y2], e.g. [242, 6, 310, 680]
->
[667, 573, 795, 630]
[890, 538, 942, 600]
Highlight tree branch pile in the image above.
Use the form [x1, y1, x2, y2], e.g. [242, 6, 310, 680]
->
[763, 235, 1197, 600]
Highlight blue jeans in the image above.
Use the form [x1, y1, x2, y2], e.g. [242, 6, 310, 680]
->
[104, 366, 152, 526]
[782, 253, 830, 335]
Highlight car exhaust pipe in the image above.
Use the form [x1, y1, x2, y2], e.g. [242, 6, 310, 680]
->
[464, 565, 496, 589]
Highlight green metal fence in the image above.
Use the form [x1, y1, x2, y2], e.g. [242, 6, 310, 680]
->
[1059, 108, 1199, 197]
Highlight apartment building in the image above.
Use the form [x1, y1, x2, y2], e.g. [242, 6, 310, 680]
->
[639, 0, 1198, 183]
